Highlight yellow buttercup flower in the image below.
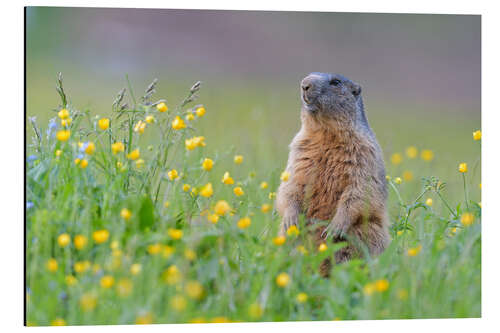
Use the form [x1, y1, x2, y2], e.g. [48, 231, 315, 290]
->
[237, 217, 251, 229]
[261, 203, 272, 213]
[200, 182, 214, 197]
[133, 120, 146, 134]
[83, 142, 95, 155]
[272, 236, 286, 246]
[57, 233, 71, 248]
[296, 292, 308, 303]
[318, 243, 328, 252]
[185, 136, 206, 150]
[407, 244, 422, 257]
[74, 235, 88, 250]
[207, 213, 219, 224]
[80, 293, 97, 311]
[74, 261, 90, 274]
[55, 149, 62, 157]
[248, 303, 263, 319]
[214, 200, 231, 216]
[167, 169, 178, 180]
[100, 275, 115, 289]
[402, 171, 413, 181]
[65, 275, 78, 286]
[46, 258, 58, 272]
[269, 192, 276, 199]
[280, 171, 290, 182]
[202, 158, 214, 171]
[185, 280, 204, 299]
[98, 118, 110, 130]
[405, 146, 418, 159]
[162, 245, 175, 258]
[473, 130, 481, 141]
[233, 186, 244, 196]
[130, 263, 142, 275]
[461, 212, 475, 226]
[127, 149, 140, 161]
[186, 113, 195, 121]
[185, 138, 197, 150]
[116, 278, 133, 297]
[50, 318, 66, 326]
[260, 181, 268, 189]
[296, 245, 308, 254]
[183, 184, 191, 192]
[147, 243, 162, 255]
[391, 153, 402, 165]
[135, 312, 153, 325]
[397, 230, 404, 236]
[420, 149, 434, 162]
[211, 317, 230, 323]
[61, 118, 72, 127]
[172, 116, 186, 130]
[111, 142, 125, 154]
[145, 115, 155, 123]
[276, 272, 290, 287]
[195, 106, 206, 117]
[184, 248, 196, 261]
[234, 155, 243, 165]
[221, 172, 234, 185]
[156, 102, 168, 112]
[110, 240, 119, 250]
[135, 159, 145, 169]
[363, 283, 376, 296]
[168, 228, 183, 240]
[56, 130, 70, 141]
[92, 229, 109, 244]
[425, 198, 433, 206]
[162, 265, 182, 285]
[459, 162, 468, 173]
[170, 295, 187, 311]
[79, 159, 88, 169]
[286, 225, 299, 236]
[375, 279, 389, 292]
[58, 108, 70, 119]
[394, 177, 402, 184]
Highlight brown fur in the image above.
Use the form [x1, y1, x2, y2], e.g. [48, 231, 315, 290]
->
[276, 74, 390, 276]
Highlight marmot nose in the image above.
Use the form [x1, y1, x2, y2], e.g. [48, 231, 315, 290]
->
[301, 75, 320, 92]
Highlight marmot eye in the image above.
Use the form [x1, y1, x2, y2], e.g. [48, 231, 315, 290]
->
[330, 79, 341, 86]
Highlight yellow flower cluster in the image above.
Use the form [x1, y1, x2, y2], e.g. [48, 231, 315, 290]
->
[172, 116, 186, 130]
[185, 136, 206, 150]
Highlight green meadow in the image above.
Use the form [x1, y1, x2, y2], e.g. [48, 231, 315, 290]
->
[25, 74, 481, 326]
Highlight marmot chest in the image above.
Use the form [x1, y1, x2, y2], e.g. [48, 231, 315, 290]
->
[299, 141, 358, 221]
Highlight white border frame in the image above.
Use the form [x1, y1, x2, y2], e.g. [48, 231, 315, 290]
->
[3, 1, 498, 332]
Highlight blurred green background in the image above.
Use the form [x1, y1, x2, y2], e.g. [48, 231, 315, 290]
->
[26, 7, 481, 202]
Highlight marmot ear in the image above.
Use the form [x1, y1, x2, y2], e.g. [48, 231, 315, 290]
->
[352, 83, 362, 96]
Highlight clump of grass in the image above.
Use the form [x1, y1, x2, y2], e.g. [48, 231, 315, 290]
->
[26, 74, 481, 326]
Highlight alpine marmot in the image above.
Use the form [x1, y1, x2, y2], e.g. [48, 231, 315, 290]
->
[276, 72, 390, 275]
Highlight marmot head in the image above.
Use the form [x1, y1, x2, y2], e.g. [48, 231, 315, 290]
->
[300, 72, 364, 125]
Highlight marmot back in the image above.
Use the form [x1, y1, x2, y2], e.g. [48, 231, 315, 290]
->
[276, 72, 390, 275]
